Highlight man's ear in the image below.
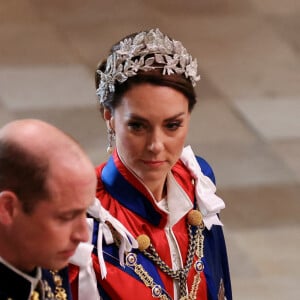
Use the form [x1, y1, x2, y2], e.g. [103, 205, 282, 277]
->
[0, 191, 18, 225]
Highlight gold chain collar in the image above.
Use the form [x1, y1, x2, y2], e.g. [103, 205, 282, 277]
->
[124, 209, 205, 300]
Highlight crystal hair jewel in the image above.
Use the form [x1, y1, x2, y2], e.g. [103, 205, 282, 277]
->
[96, 28, 201, 103]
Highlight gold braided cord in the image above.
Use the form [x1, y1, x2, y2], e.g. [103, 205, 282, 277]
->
[141, 223, 203, 298]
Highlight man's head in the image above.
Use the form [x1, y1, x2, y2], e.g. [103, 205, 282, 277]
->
[0, 119, 97, 272]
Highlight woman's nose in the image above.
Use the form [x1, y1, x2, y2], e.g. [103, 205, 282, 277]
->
[147, 130, 164, 153]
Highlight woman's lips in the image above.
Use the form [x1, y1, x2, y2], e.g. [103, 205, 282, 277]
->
[142, 160, 165, 167]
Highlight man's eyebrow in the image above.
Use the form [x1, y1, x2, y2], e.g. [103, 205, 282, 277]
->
[57, 208, 86, 215]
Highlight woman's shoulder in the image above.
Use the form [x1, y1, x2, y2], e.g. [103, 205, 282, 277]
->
[194, 155, 216, 184]
[174, 154, 216, 185]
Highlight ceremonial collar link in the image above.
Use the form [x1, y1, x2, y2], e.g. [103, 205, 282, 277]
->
[125, 209, 204, 299]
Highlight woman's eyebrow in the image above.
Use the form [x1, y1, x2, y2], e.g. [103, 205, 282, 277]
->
[164, 112, 186, 122]
[126, 113, 147, 121]
[127, 112, 185, 122]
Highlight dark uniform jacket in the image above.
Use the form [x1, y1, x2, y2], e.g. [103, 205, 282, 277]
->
[0, 259, 72, 300]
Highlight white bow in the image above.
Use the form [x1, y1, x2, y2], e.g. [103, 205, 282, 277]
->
[180, 145, 225, 229]
[69, 198, 138, 300]
[87, 198, 138, 275]
[69, 239, 100, 300]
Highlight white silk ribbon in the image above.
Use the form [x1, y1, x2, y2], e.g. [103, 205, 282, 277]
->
[87, 198, 138, 272]
[180, 145, 225, 229]
[69, 198, 138, 300]
[70, 240, 100, 300]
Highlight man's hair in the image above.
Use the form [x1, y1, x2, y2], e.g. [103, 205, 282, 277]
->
[0, 139, 50, 213]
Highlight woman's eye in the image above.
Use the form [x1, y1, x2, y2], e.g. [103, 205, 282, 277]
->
[165, 121, 182, 130]
[128, 122, 145, 131]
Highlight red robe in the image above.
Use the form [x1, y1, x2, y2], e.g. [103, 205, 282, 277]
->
[70, 150, 232, 300]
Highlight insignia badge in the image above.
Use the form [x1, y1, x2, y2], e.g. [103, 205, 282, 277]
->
[151, 284, 162, 298]
[125, 252, 137, 266]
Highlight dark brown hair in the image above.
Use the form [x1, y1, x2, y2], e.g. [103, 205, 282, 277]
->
[0, 139, 49, 213]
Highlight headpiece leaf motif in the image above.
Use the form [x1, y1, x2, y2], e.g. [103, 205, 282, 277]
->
[96, 28, 200, 103]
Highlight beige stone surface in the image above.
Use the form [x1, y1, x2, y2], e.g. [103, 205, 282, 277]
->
[233, 98, 300, 140]
[1, 1, 299, 298]
[0, 66, 95, 109]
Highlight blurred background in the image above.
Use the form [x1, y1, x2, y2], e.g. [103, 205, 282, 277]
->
[0, 0, 299, 298]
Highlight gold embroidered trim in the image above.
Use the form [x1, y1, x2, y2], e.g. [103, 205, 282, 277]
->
[30, 270, 67, 300]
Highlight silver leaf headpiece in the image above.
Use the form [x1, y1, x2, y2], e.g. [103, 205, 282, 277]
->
[96, 28, 200, 104]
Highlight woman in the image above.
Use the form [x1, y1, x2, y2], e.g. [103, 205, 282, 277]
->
[69, 28, 232, 300]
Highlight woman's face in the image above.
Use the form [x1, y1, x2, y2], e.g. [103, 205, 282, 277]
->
[107, 83, 191, 192]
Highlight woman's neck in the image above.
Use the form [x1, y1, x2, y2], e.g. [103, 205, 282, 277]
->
[148, 181, 167, 201]
[118, 151, 168, 202]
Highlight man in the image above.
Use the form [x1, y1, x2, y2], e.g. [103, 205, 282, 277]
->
[0, 119, 97, 300]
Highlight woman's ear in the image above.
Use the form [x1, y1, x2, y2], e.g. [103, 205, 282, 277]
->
[104, 109, 115, 131]
[103, 109, 112, 121]
[0, 191, 18, 225]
